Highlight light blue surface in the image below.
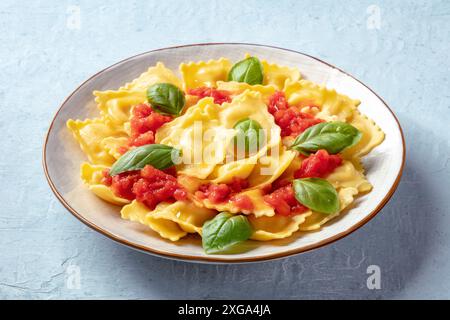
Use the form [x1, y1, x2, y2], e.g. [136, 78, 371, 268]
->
[0, 0, 449, 299]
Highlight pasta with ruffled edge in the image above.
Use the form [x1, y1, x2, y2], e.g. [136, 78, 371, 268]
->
[67, 56, 385, 246]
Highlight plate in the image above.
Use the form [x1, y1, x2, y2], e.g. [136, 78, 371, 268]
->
[43, 43, 405, 263]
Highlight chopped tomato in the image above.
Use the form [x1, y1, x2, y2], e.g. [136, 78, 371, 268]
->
[101, 169, 112, 186]
[117, 146, 128, 155]
[129, 103, 172, 147]
[196, 183, 231, 203]
[268, 91, 324, 137]
[263, 184, 308, 216]
[132, 103, 152, 118]
[261, 183, 273, 194]
[173, 188, 188, 201]
[187, 87, 232, 105]
[267, 91, 289, 114]
[132, 167, 177, 209]
[102, 165, 186, 209]
[110, 171, 141, 201]
[230, 194, 254, 211]
[226, 177, 249, 193]
[294, 149, 342, 179]
[130, 131, 155, 147]
[271, 178, 291, 190]
[195, 177, 249, 204]
[163, 166, 178, 177]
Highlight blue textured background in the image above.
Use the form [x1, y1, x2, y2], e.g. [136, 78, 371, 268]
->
[1, 0, 449, 299]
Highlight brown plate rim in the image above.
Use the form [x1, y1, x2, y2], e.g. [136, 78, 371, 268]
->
[42, 42, 406, 263]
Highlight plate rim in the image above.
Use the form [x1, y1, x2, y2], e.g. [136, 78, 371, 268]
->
[42, 42, 406, 263]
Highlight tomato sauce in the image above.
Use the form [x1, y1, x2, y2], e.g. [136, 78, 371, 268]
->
[103, 95, 340, 216]
[129, 103, 172, 147]
[102, 169, 140, 201]
[263, 184, 308, 216]
[268, 91, 324, 137]
[196, 183, 231, 203]
[187, 87, 232, 105]
[230, 194, 254, 211]
[294, 149, 342, 179]
[263, 150, 342, 216]
[195, 177, 250, 205]
[102, 165, 187, 210]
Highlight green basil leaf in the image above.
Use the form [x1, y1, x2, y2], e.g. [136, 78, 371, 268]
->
[109, 144, 180, 176]
[202, 212, 253, 254]
[291, 121, 362, 155]
[293, 178, 340, 214]
[234, 118, 265, 154]
[146, 83, 185, 116]
[227, 57, 264, 85]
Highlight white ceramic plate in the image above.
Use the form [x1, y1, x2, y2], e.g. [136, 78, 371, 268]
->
[43, 43, 405, 263]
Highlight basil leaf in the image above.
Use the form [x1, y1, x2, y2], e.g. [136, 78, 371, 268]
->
[291, 121, 361, 155]
[146, 83, 185, 116]
[293, 178, 340, 214]
[234, 118, 265, 154]
[227, 57, 263, 85]
[109, 144, 180, 176]
[202, 212, 253, 254]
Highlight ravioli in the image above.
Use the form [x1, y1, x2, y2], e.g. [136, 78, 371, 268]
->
[80, 162, 129, 205]
[180, 58, 232, 90]
[216, 81, 276, 103]
[261, 59, 301, 90]
[247, 147, 297, 188]
[194, 188, 276, 218]
[250, 212, 312, 240]
[299, 187, 358, 231]
[67, 117, 125, 166]
[121, 200, 187, 241]
[94, 90, 147, 128]
[342, 110, 385, 158]
[67, 56, 385, 253]
[284, 79, 359, 122]
[156, 97, 235, 179]
[120, 62, 182, 91]
[101, 136, 129, 160]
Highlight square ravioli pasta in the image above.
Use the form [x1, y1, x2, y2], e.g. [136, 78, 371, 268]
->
[67, 55, 384, 254]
